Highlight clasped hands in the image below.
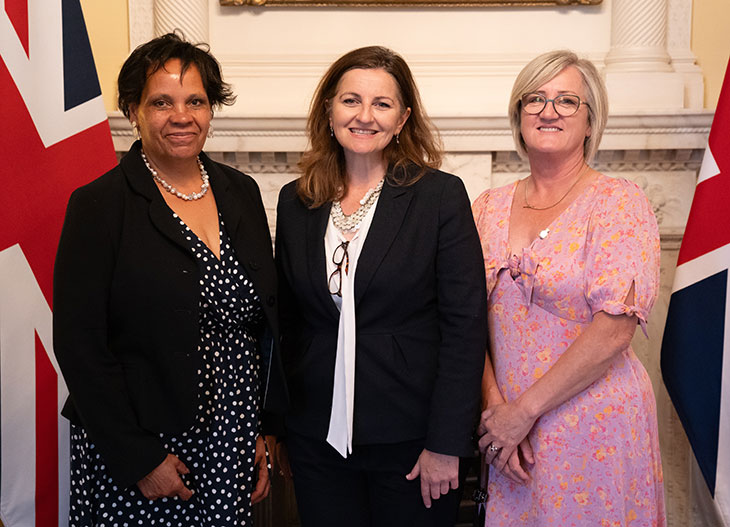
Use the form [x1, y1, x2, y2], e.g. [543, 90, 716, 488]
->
[477, 399, 536, 485]
[137, 435, 271, 503]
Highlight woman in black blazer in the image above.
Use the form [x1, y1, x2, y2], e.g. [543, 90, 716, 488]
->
[276, 46, 487, 527]
[53, 33, 286, 527]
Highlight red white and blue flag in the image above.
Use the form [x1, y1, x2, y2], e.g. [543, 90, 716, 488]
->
[662, 59, 730, 524]
[0, 1, 116, 525]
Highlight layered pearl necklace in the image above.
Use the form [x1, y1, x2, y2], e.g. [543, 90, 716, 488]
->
[330, 178, 384, 233]
[141, 150, 210, 201]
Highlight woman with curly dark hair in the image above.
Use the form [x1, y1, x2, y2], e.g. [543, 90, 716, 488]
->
[53, 32, 287, 526]
[276, 45, 487, 527]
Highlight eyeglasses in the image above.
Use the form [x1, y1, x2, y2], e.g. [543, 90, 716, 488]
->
[520, 93, 590, 117]
[328, 241, 350, 297]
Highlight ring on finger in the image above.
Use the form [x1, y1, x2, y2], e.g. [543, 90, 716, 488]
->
[488, 443, 500, 454]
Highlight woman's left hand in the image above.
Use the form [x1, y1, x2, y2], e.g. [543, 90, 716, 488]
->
[251, 435, 271, 504]
[488, 438, 534, 485]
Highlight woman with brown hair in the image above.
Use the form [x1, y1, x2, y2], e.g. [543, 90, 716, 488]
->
[275, 45, 488, 527]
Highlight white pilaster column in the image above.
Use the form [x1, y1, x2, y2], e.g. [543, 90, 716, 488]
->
[154, 0, 209, 44]
[605, 0, 672, 73]
[128, 0, 155, 50]
[666, 0, 704, 109]
[603, 0, 685, 111]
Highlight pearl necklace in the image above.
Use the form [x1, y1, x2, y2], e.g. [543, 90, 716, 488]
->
[330, 179, 384, 233]
[523, 164, 589, 211]
[141, 150, 210, 201]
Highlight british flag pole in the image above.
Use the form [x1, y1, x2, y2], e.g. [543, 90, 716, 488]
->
[0, 1, 116, 526]
[661, 58, 730, 525]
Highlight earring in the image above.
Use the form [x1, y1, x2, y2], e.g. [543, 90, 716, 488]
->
[131, 121, 141, 141]
[330, 125, 334, 138]
[207, 125, 214, 139]
[395, 133, 400, 145]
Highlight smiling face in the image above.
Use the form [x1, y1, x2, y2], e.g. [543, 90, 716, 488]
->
[519, 66, 591, 162]
[329, 68, 411, 166]
[129, 59, 211, 167]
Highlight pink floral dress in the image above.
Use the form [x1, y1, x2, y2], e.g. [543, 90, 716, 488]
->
[472, 174, 665, 526]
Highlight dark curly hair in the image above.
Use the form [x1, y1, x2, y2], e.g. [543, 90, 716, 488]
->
[117, 31, 235, 118]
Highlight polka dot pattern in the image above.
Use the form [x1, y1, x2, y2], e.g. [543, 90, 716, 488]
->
[68, 214, 264, 526]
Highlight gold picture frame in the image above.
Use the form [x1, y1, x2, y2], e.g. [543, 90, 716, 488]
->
[221, 0, 600, 7]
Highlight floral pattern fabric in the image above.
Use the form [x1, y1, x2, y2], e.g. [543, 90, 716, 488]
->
[472, 174, 665, 526]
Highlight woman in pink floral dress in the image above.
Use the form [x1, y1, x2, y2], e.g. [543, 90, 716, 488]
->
[473, 50, 665, 526]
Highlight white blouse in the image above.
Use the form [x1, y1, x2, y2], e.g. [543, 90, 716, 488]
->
[323, 195, 380, 458]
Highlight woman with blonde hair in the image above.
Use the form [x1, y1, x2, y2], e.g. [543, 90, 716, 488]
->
[276, 45, 487, 527]
[473, 50, 665, 525]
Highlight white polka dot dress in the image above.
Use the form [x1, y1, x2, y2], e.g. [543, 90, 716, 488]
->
[68, 214, 264, 527]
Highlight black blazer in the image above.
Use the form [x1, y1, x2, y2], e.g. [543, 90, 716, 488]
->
[53, 141, 287, 488]
[276, 167, 487, 457]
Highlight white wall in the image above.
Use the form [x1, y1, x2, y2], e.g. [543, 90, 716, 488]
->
[210, 3, 612, 117]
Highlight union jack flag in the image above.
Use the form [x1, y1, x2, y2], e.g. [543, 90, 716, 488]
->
[0, 1, 116, 525]
[662, 59, 730, 524]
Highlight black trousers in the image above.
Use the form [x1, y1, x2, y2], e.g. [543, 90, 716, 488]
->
[286, 433, 469, 527]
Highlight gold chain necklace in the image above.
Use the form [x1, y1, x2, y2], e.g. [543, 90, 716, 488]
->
[523, 164, 590, 211]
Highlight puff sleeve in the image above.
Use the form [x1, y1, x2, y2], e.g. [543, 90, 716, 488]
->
[584, 179, 660, 336]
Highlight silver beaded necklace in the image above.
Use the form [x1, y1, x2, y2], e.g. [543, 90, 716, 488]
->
[141, 150, 210, 201]
[330, 178, 384, 233]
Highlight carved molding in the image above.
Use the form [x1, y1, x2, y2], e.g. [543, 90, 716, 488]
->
[205, 151, 302, 174]
[594, 149, 704, 172]
[116, 147, 704, 178]
[109, 113, 711, 193]
[109, 112, 713, 152]
[491, 149, 705, 173]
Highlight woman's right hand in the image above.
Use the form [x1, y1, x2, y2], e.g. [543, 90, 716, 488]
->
[478, 390, 534, 485]
[137, 454, 193, 501]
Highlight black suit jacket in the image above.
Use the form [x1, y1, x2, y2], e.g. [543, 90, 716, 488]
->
[53, 141, 287, 488]
[276, 167, 487, 457]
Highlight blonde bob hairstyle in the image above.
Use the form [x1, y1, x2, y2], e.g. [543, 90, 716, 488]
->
[296, 46, 442, 208]
[508, 50, 608, 164]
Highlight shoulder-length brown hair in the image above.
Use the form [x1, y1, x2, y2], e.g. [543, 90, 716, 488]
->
[297, 46, 442, 208]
